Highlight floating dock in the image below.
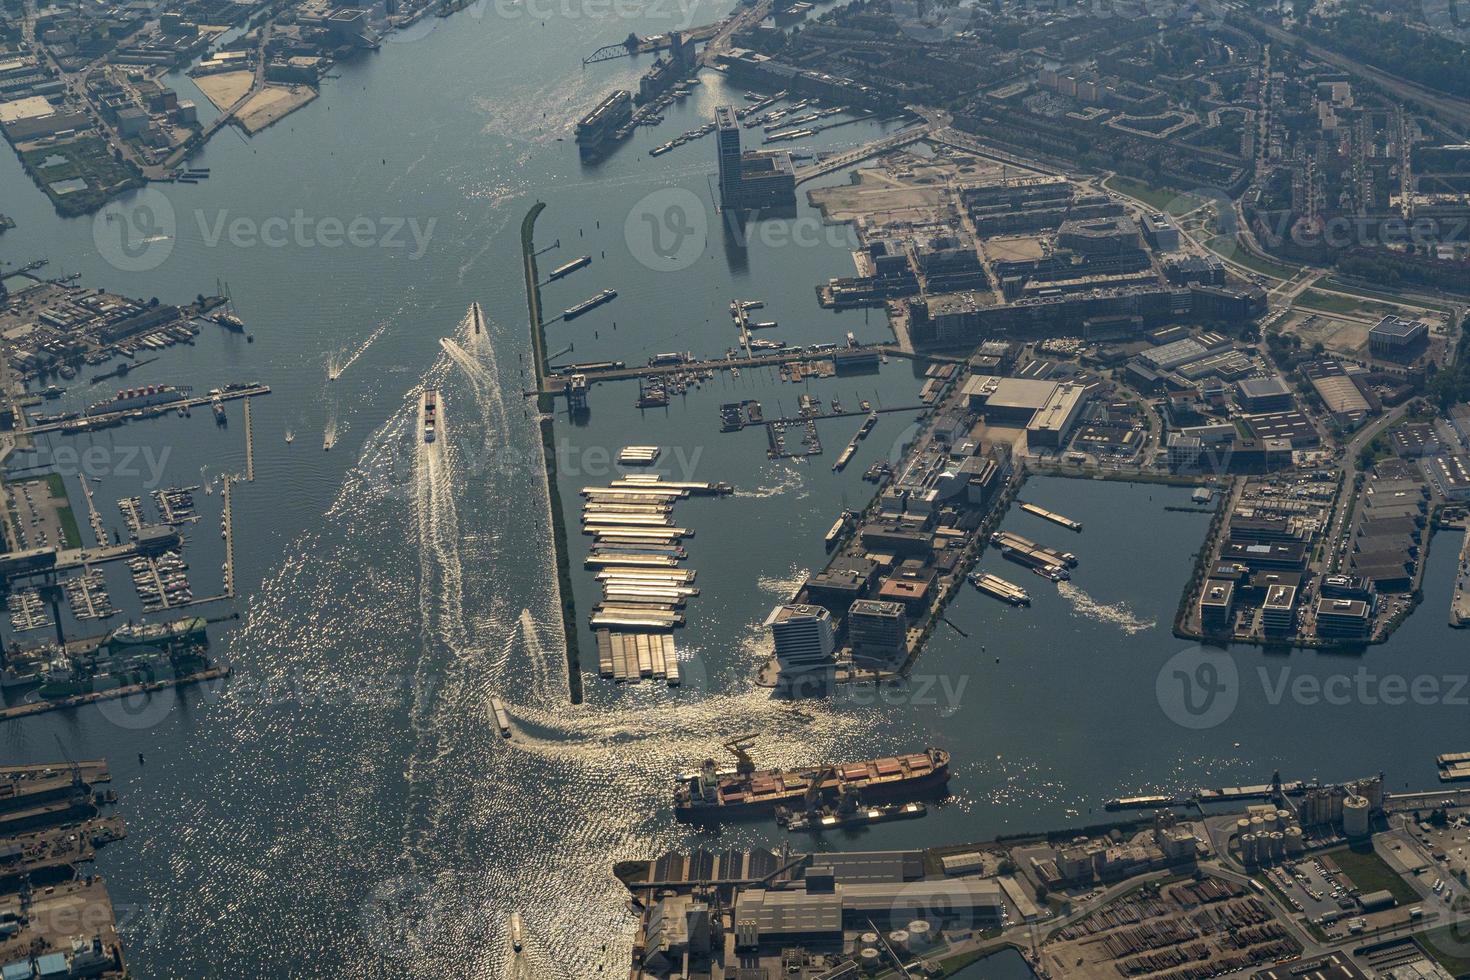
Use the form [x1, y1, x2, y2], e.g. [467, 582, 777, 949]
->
[597, 630, 680, 685]
[969, 571, 1030, 606]
[1019, 502, 1082, 532]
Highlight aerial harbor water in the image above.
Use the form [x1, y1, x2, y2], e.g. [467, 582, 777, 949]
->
[2, 0, 1470, 977]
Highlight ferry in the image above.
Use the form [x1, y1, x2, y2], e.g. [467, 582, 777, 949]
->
[422, 389, 438, 443]
[675, 739, 950, 821]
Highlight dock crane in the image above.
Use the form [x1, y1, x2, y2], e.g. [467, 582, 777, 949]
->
[721, 733, 758, 777]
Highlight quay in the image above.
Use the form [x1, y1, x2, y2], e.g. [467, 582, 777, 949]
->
[1451, 527, 1470, 628]
[1106, 778, 1315, 810]
[1019, 501, 1082, 532]
[22, 384, 271, 435]
[243, 396, 255, 482]
[0, 663, 231, 722]
[222, 474, 236, 597]
[541, 344, 898, 389]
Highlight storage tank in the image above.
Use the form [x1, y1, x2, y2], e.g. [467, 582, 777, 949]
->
[1270, 832, 1285, 859]
[907, 921, 933, 950]
[1250, 816, 1266, 836]
[1240, 833, 1257, 863]
[1285, 825, 1305, 855]
[859, 948, 882, 974]
[859, 932, 880, 949]
[1343, 794, 1371, 838]
[888, 930, 910, 954]
[1235, 818, 1252, 838]
[1263, 811, 1279, 833]
[1276, 809, 1292, 825]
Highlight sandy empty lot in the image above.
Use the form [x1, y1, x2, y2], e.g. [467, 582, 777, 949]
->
[192, 70, 254, 111]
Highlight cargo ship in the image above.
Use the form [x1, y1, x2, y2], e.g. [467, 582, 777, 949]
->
[422, 389, 437, 443]
[674, 736, 950, 820]
[548, 256, 591, 281]
[86, 384, 191, 416]
[563, 289, 617, 320]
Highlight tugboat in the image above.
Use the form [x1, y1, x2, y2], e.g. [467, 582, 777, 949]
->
[422, 389, 437, 443]
[674, 735, 950, 822]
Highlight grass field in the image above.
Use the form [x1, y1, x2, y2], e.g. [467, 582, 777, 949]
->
[1326, 844, 1420, 906]
[1103, 175, 1202, 216]
[1204, 235, 1301, 280]
[1296, 289, 1379, 316]
[1418, 927, 1470, 977]
[1319, 277, 1455, 314]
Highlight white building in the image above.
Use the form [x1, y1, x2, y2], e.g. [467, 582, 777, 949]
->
[766, 604, 836, 675]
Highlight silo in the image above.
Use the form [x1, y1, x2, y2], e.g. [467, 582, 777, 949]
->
[1250, 816, 1266, 837]
[907, 921, 933, 950]
[1240, 833, 1257, 863]
[858, 948, 882, 974]
[1263, 811, 1279, 833]
[1270, 832, 1285, 860]
[1343, 794, 1371, 838]
[1285, 825, 1305, 855]
[859, 932, 880, 949]
[1276, 809, 1292, 825]
[1235, 818, 1252, 839]
[888, 930, 910, 955]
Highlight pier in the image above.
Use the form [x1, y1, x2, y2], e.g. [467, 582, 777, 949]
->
[22, 384, 271, 435]
[80, 477, 108, 545]
[243, 396, 255, 482]
[222, 474, 236, 598]
[542, 343, 898, 389]
[0, 663, 231, 722]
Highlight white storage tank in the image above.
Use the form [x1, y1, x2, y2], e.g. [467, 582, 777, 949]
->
[1343, 794, 1371, 838]
[858, 948, 882, 974]
[907, 921, 933, 950]
[888, 930, 910, 954]
[859, 932, 880, 949]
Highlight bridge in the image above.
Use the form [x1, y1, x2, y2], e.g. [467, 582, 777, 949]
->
[582, 24, 720, 64]
[792, 124, 932, 184]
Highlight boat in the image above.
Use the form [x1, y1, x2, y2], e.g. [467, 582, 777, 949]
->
[213, 311, 245, 332]
[491, 696, 511, 737]
[563, 289, 617, 320]
[779, 800, 927, 833]
[211, 398, 226, 425]
[86, 384, 191, 417]
[422, 389, 438, 443]
[674, 737, 950, 820]
[105, 616, 207, 651]
[548, 255, 591, 281]
[285, 429, 295, 444]
[510, 912, 524, 953]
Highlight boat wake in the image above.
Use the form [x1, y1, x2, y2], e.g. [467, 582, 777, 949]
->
[1055, 580, 1155, 635]
[328, 318, 391, 381]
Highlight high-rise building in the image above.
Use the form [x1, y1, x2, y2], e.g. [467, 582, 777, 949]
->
[716, 105, 743, 209]
[765, 603, 836, 675]
[848, 599, 907, 665]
